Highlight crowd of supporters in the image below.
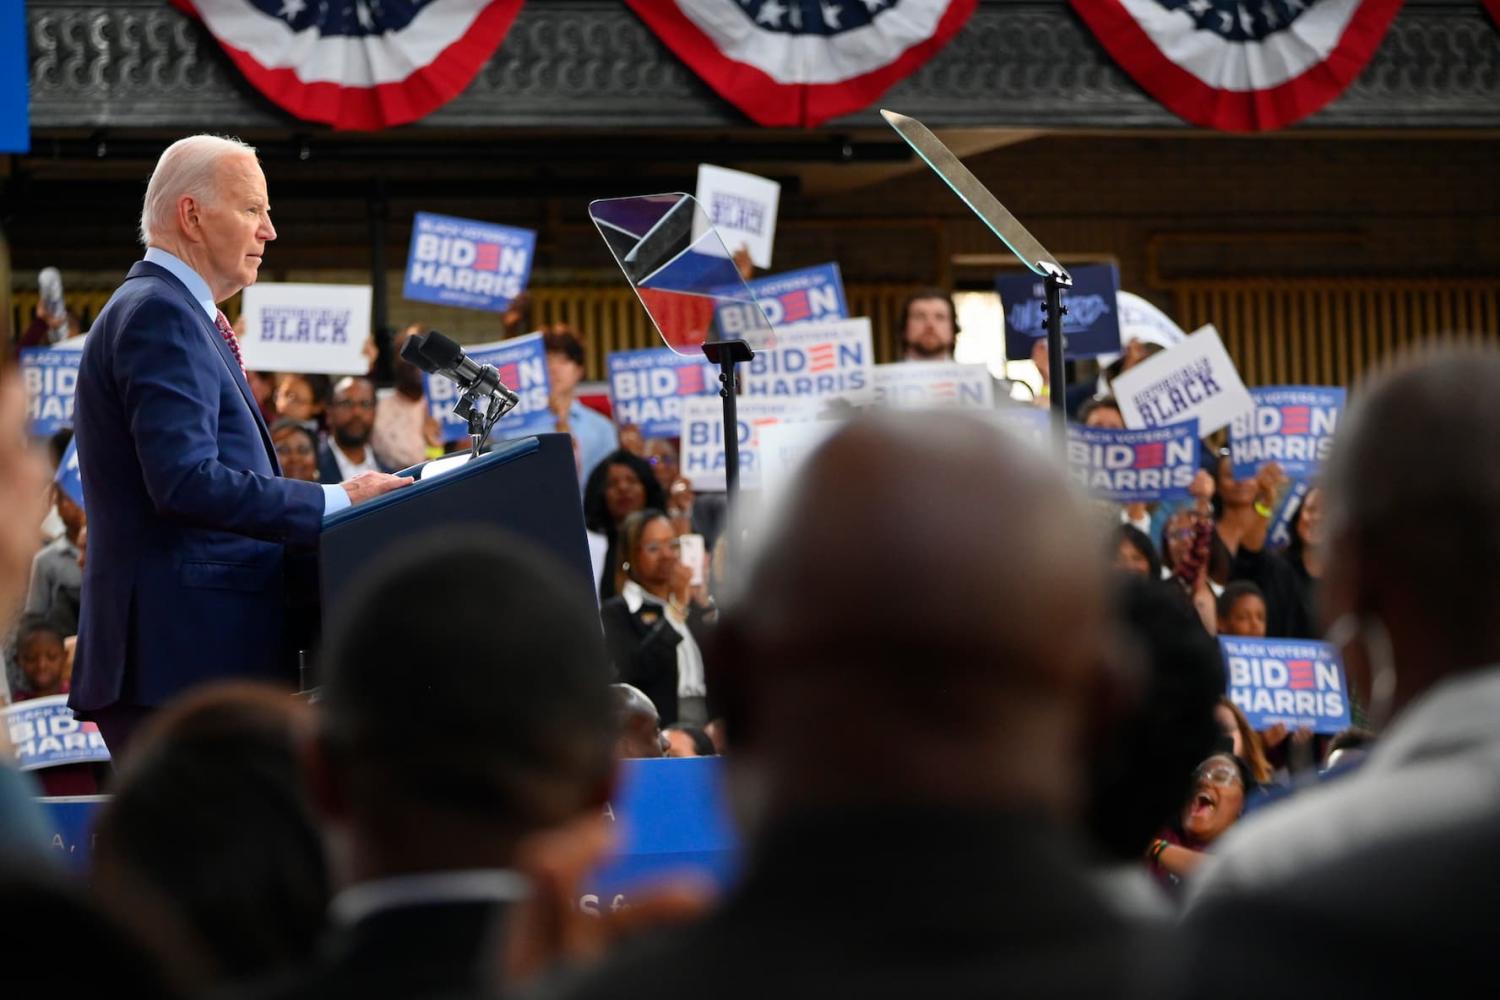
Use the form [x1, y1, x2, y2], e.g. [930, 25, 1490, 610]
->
[0, 293, 1495, 996]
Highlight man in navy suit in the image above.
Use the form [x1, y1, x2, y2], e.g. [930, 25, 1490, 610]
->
[70, 135, 410, 757]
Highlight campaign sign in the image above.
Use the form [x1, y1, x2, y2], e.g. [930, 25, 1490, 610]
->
[607, 347, 718, 439]
[997, 263, 1122, 360]
[55, 438, 83, 509]
[1267, 479, 1312, 552]
[873, 362, 995, 410]
[1066, 422, 1200, 503]
[680, 394, 817, 492]
[742, 318, 874, 407]
[989, 405, 1052, 453]
[5, 697, 112, 772]
[20, 340, 85, 437]
[586, 756, 740, 904]
[758, 419, 845, 503]
[1229, 386, 1344, 480]
[239, 283, 373, 375]
[0, 0, 27, 153]
[695, 164, 780, 269]
[403, 211, 536, 313]
[717, 262, 848, 336]
[1220, 637, 1352, 735]
[425, 333, 553, 443]
[1111, 325, 1255, 436]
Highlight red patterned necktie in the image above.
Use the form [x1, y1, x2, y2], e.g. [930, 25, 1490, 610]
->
[214, 310, 248, 381]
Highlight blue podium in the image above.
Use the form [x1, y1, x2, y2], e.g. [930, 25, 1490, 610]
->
[319, 433, 595, 643]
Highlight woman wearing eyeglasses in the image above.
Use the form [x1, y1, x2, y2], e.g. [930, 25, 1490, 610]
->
[1146, 752, 1257, 889]
[599, 509, 715, 727]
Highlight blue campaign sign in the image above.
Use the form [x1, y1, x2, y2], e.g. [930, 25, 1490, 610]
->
[20, 345, 83, 437]
[586, 756, 740, 904]
[1267, 479, 1312, 552]
[54, 438, 83, 509]
[403, 212, 536, 313]
[1066, 421, 1199, 503]
[5, 696, 112, 772]
[0, 0, 27, 153]
[998, 263, 1122, 360]
[425, 334, 553, 444]
[607, 347, 718, 439]
[1228, 385, 1344, 480]
[1220, 637, 1352, 735]
[717, 262, 848, 336]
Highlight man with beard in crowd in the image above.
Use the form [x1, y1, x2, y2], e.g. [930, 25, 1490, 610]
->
[318, 377, 390, 484]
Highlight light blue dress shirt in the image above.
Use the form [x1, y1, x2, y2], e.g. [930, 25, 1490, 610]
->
[564, 400, 619, 486]
[142, 247, 350, 515]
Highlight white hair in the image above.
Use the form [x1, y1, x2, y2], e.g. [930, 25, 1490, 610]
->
[138, 134, 257, 247]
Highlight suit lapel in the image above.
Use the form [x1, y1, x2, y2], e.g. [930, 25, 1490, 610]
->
[127, 261, 281, 471]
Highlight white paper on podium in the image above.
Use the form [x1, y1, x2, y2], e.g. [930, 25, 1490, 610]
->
[420, 453, 470, 482]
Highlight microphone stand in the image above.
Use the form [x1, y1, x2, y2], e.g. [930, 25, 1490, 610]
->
[452, 380, 517, 459]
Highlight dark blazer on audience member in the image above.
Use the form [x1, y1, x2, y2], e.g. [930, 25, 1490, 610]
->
[598, 595, 710, 726]
[71, 260, 324, 715]
[244, 900, 508, 1000]
[316, 441, 392, 486]
[532, 807, 1168, 1000]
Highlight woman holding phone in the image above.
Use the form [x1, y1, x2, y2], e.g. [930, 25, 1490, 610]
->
[599, 509, 716, 726]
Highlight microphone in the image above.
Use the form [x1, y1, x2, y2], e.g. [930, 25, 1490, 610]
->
[401, 330, 520, 408]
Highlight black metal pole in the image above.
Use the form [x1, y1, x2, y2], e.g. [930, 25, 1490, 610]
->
[702, 339, 754, 518]
[1044, 272, 1069, 455]
[368, 177, 389, 369]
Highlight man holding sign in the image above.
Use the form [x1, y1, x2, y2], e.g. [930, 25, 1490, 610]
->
[72, 135, 410, 755]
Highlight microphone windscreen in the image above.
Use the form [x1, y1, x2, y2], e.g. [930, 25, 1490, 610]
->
[400, 332, 440, 373]
[420, 331, 465, 370]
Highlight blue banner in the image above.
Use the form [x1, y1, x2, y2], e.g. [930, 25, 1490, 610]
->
[1066, 421, 1199, 503]
[402, 212, 536, 313]
[998, 263, 1122, 360]
[54, 438, 83, 509]
[607, 347, 718, 439]
[425, 334, 553, 443]
[34, 756, 739, 888]
[37, 796, 107, 873]
[1220, 637, 1352, 735]
[20, 345, 84, 437]
[586, 756, 739, 903]
[0, 0, 27, 154]
[1228, 385, 1344, 480]
[5, 696, 112, 772]
[717, 262, 848, 336]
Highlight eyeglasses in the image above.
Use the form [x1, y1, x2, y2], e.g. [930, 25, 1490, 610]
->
[1194, 764, 1242, 787]
[647, 455, 677, 467]
[274, 442, 315, 458]
[331, 399, 376, 411]
[640, 540, 682, 556]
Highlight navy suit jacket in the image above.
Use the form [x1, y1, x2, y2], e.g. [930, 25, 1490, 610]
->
[70, 261, 325, 713]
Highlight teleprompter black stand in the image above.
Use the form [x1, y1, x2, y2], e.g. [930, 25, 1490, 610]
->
[701, 338, 755, 510]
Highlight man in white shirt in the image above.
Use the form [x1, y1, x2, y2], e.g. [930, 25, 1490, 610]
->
[318, 376, 388, 484]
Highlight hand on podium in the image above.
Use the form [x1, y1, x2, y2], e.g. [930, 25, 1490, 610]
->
[341, 470, 414, 505]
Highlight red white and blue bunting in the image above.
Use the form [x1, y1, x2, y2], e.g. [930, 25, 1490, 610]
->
[1069, 0, 1405, 131]
[170, 0, 524, 131]
[624, 0, 978, 128]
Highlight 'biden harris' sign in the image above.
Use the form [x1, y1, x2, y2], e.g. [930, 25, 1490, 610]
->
[403, 212, 536, 313]
[1219, 637, 1352, 735]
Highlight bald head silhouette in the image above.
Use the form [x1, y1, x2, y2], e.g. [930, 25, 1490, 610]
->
[1321, 349, 1500, 716]
[712, 410, 1115, 820]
